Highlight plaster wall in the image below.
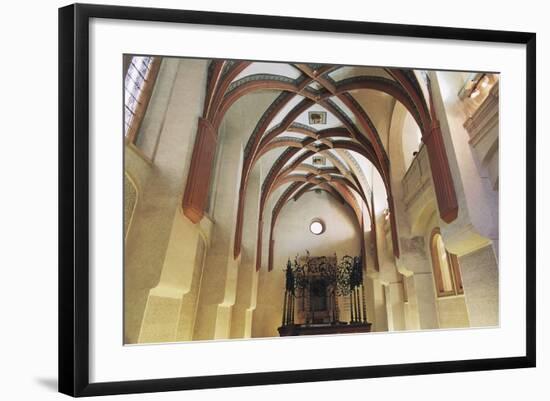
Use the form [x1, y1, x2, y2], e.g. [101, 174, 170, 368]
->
[424, 213, 470, 329]
[429, 71, 496, 255]
[124, 58, 208, 344]
[230, 168, 262, 339]
[459, 245, 499, 327]
[123, 63, 499, 343]
[367, 277, 389, 332]
[431, 72, 499, 328]
[193, 90, 279, 340]
[403, 275, 421, 330]
[436, 296, 470, 329]
[401, 112, 422, 172]
[350, 89, 395, 151]
[386, 282, 406, 331]
[386, 100, 439, 330]
[252, 190, 362, 338]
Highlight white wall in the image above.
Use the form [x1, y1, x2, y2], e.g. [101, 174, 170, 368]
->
[253, 190, 361, 337]
[1, 1, 546, 401]
[401, 112, 423, 173]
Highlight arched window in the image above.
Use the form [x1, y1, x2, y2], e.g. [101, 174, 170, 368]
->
[430, 228, 464, 297]
[124, 55, 161, 144]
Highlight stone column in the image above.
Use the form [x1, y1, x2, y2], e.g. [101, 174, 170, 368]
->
[193, 91, 278, 340]
[138, 213, 211, 343]
[412, 272, 439, 329]
[230, 168, 261, 338]
[192, 128, 243, 340]
[458, 244, 499, 327]
[386, 282, 406, 330]
[365, 275, 388, 332]
[397, 237, 439, 330]
[402, 275, 421, 330]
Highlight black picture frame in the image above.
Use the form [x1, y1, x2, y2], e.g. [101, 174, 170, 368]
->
[58, 3, 536, 397]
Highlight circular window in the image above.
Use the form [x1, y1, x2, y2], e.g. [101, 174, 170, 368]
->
[309, 219, 325, 235]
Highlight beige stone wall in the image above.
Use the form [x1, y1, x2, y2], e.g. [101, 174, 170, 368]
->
[402, 275, 421, 330]
[386, 100, 437, 331]
[429, 71, 499, 329]
[124, 173, 138, 239]
[230, 168, 261, 339]
[431, 217, 468, 329]
[459, 245, 499, 327]
[436, 296, 470, 329]
[175, 237, 206, 340]
[193, 90, 279, 340]
[124, 58, 208, 344]
[429, 71, 497, 256]
[138, 213, 213, 343]
[252, 190, 362, 338]
[122, 63, 499, 343]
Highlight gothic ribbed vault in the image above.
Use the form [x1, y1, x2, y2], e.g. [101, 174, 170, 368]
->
[183, 60, 454, 271]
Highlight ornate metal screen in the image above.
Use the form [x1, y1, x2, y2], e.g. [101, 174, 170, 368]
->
[281, 252, 368, 328]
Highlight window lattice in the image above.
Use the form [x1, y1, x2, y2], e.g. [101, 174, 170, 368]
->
[124, 56, 154, 136]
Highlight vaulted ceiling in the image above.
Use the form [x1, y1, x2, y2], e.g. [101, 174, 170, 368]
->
[200, 60, 432, 270]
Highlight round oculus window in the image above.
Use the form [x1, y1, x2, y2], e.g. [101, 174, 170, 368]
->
[309, 219, 325, 235]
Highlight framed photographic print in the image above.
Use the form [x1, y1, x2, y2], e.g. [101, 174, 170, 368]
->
[58, 3, 536, 397]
